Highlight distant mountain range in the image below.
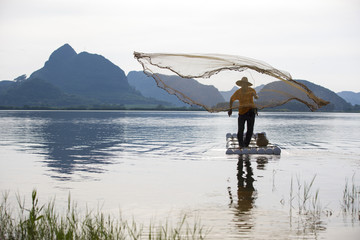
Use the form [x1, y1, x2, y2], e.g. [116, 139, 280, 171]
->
[127, 71, 226, 109]
[0, 43, 359, 112]
[29, 44, 133, 104]
[127, 71, 188, 107]
[259, 80, 352, 112]
[336, 91, 360, 105]
[0, 44, 165, 108]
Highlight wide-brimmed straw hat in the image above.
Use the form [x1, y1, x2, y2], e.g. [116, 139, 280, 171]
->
[236, 77, 252, 87]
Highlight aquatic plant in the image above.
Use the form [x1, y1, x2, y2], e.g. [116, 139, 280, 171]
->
[147, 215, 209, 240]
[0, 190, 209, 240]
[341, 174, 360, 222]
[288, 175, 325, 233]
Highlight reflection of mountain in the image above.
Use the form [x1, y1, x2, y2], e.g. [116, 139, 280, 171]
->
[30, 111, 126, 180]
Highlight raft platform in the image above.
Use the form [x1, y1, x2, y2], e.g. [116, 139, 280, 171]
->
[226, 133, 281, 155]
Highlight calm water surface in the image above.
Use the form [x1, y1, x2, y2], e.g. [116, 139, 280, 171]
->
[0, 110, 360, 239]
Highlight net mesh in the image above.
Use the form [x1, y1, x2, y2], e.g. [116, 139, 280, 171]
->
[134, 52, 329, 112]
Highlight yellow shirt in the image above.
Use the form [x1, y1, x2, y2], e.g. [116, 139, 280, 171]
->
[230, 87, 257, 115]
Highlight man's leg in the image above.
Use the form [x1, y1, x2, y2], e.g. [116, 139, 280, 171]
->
[237, 115, 245, 147]
[244, 111, 255, 147]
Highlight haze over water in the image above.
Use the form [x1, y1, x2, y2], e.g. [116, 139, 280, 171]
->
[0, 110, 359, 239]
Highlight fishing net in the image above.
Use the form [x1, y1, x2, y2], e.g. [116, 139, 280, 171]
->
[133, 52, 329, 112]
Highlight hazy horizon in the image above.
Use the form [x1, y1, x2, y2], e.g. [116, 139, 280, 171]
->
[1, 0, 359, 92]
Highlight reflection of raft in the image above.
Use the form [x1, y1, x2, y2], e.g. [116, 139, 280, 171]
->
[226, 133, 281, 155]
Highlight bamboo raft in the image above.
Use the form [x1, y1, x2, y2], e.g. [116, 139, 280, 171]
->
[226, 133, 281, 155]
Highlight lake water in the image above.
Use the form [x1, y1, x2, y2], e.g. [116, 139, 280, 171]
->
[0, 110, 360, 239]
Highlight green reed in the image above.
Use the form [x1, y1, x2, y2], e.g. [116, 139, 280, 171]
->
[341, 174, 360, 221]
[289, 175, 321, 216]
[0, 190, 209, 240]
[289, 175, 324, 233]
[147, 215, 209, 240]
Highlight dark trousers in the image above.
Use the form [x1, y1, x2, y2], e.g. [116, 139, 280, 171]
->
[237, 109, 255, 147]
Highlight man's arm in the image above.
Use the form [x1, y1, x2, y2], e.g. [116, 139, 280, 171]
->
[228, 95, 235, 117]
[253, 89, 259, 99]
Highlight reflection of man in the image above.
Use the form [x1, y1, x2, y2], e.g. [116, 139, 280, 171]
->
[228, 77, 258, 148]
[235, 154, 256, 227]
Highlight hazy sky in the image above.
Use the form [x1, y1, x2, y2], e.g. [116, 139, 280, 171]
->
[0, 0, 359, 92]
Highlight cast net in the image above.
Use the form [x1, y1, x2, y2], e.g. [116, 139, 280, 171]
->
[134, 52, 329, 112]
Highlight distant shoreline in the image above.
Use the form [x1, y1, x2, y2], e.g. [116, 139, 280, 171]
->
[0, 105, 359, 113]
[0, 105, 205, 111]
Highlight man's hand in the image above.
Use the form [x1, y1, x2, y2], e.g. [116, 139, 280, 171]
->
[228, 109, 232, 117]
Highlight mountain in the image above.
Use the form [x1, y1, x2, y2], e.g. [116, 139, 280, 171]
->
[0, 78, 94, 107]
[260, 80, 352, 112]
[159, 74, 225, 107]
[127, 71, 225, 107]
[337, 91, 360, 105]
[0, 80, 14, 95]
[127, 71, 188, 107]
[220, 86, 238, 101]
[0, 44, 357, 111]
[296, 80, 352, 111]
[28, 44, 144, 104]
[0, 44, 167, 108]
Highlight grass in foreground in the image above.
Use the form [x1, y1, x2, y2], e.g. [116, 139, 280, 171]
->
[0, 190, 209, 240]
[341, 175, 360, 222]
[288, 175, 325, 233]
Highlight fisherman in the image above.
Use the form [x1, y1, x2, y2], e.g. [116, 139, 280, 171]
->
[228, 77, 258, 148]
